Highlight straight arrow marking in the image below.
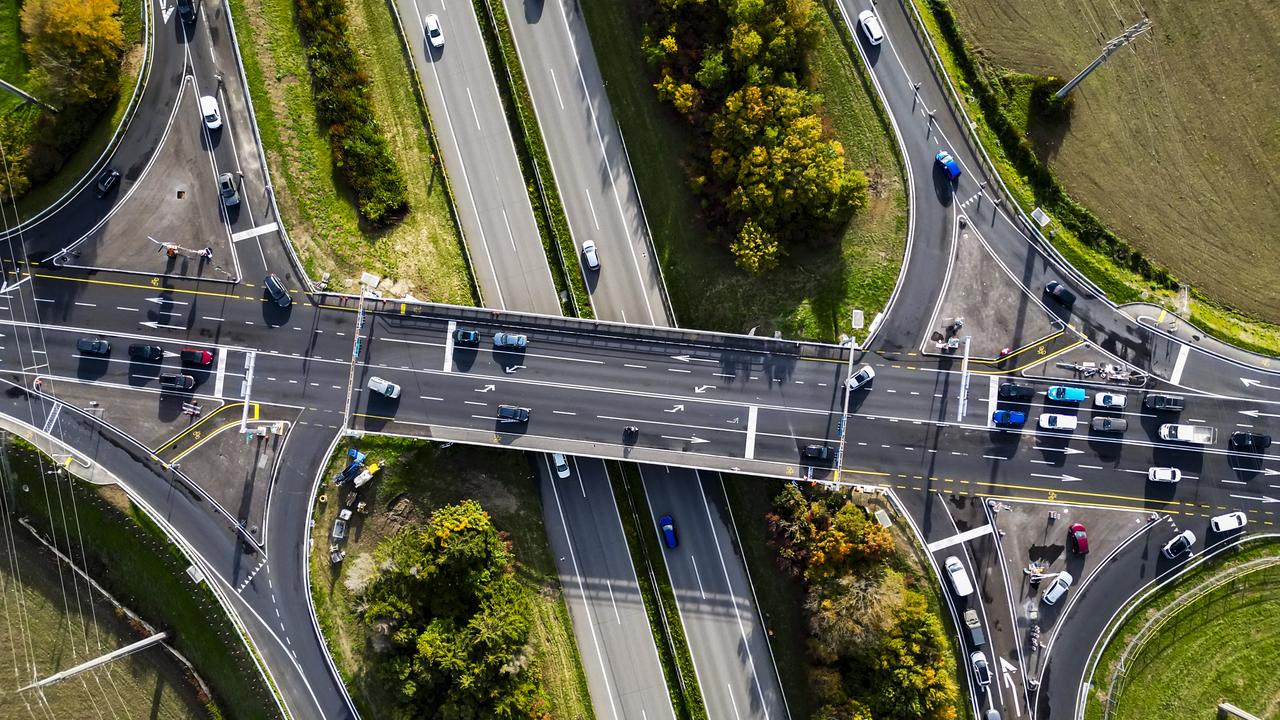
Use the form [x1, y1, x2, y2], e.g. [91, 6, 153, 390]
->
[139, 320, 186, 331]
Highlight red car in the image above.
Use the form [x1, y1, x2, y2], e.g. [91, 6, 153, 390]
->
[180, 348, 215, 366]
[1069, 523, 1089, 553]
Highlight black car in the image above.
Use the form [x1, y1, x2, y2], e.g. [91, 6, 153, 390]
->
[998, 382, 1036, 401]
[454, 328, 480, 346]
[497, 405, 530, 423]
[76, 337, 111, 356]
[95, 168, 120, 198]
[802, 444, 833, 461]
[1143, 394, 1185, 412]
[1230, 431, 1272, 452]
[1044, 281, 1076, 306]
[177, 0, 196, 23]
[264, 273, 292, 308]
[158, 373, 196, 391]
[128, 344, 164, 362]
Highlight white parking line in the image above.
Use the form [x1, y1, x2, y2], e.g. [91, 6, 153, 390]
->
[987, 376, 998, 427]
[443, 320, 456, 372]
[213, 348, 229, 398]
[744, 406, 759, 460]
[1169, 343, 1190, 385]
[926, 524, 993, 552]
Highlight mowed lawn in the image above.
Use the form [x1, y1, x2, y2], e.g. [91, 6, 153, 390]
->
[947, 0, 1280, 325]
[229, 0, 472, 303]
[309, 438, 592, 720]
[580, 0, 905, 341]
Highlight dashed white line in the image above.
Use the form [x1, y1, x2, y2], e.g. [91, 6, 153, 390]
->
[202, 316, 224, 322]
[115, 306, 138, 312]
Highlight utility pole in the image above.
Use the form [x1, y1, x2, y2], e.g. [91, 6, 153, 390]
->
[1056, 17, 1152, 99]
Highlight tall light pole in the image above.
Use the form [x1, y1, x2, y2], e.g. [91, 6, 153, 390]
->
[834, 309, 865, 482]
[1056, 17, 1153, 99]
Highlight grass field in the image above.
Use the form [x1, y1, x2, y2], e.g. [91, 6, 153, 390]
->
[1087, 541, 1280, 720]
[946, 0, 1280, 329]
[580, 0, 905, 341]
[0, 0, 26, 113]
[308, 437, 593, 720]
[229, 0, 473, 303]
[0, 529, 205, 719]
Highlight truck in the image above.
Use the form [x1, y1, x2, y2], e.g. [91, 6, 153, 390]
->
[1159, 423, 1218, 445]
[351, 462, 381, 489]
[963, 609, 986, 648]
[1144, 394, 1185, 412]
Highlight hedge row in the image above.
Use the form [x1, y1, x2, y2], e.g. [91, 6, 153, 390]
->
[295, 0, 408, 225]
[924, 0, 1177, 295]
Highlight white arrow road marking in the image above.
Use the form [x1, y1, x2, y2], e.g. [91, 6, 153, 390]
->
[664, 404, 685, 413]
[475, 384, 495, 393]
[694, 385, 716, 394]
[157, 0, 175, 23]
[999, 657, 1021, 716]
[1033, 446, 1084, 455]
[146, 297, 189, 305]
[502, 365, 526, 374]
[1228, 493, 1280, 505]
[1264, 468, 1280, 476]
[1240, 409, 1280, 419]
[1032, 472, 1082, 482]
[661, 435, 709, 445]
[1242, 378, 1280, 391]
[139, 320, 186, 330]
[0, 275, 32, 294]
[671, 354, 718, 364]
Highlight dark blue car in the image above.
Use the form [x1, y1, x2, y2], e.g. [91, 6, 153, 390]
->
[992, 409, 1026, 428]
[936, 150, 961, 180]
[659, 515, 678, 549]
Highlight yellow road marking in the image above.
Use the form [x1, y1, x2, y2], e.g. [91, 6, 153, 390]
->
[1156, 308, 1167, 323]
[156, 403, 244, 452]
[35, 272, 241, 300]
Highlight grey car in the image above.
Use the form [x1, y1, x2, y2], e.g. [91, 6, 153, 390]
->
[494, 332, 528, 349]
[497, 405, 530, 423]
[1091, 416, 1128, 433]
[218, 172, 240, 207]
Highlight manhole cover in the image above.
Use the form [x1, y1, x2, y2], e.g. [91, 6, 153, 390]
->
[176, 190, 185, 199]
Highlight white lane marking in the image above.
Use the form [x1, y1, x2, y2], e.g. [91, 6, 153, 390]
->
[604, 579, 621, 623]
[1169, 343, 1191, 385]
[548, 68, 565, 109]
[624, 363, 646, 369]
[987, 376, 998, 427]
[230, 222, 279, 242]
[115, 306, 138, 312]
[667, 368, 691, 374]
[983, 454, 1009, 460]
[584, 188, 600, 230]
[744, 406, 759, 460]
[926, 524, 993, 552]
[552, 410, 577, 415]
[466, 87, 482, 131]
[443, 320, 456, 372]
[690, 556, 706, 599]
[213, 347, 229, 398]
[1079, 464, 1103, 470]
[73, 302, 96, 308]
[419, 396, 444, 401]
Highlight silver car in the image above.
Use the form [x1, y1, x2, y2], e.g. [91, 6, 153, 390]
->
[218, 172, 240, 206]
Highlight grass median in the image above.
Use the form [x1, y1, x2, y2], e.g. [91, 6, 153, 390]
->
[229, 0, 473, 303]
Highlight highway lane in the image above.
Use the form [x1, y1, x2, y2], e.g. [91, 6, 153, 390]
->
[395, 0, 560, 313]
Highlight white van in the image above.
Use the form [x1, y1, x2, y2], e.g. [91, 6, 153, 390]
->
[944, 555, 974, 597]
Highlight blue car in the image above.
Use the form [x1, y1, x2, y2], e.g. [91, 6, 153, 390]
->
[1046, 386, 1087, 403]
[659, 515, 678, 549]
[992, 410, 1026, 428]
[936, 150, 961, 180]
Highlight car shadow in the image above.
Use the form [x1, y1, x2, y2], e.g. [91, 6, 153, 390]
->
[932, 164, 956, 204]
[261, 297, 293, 326]
[76, 355, 110, 381]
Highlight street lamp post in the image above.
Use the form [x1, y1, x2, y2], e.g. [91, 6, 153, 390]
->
[834, 310, 865, 481]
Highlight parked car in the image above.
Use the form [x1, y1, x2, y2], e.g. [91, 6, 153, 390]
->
[1068, 523, 1089, 553]
[367, 376, 401, 399]
[1230, 431, 1272, 452]
[1147, 466, 1183, 483]
[1162, 530, 1195, 559]
[180, 348, 214, 365]
[944, 555, 973, 597]
[494, 332, 528, 350]
[581, 240, 600, 271]
[497, 404, 530, 423]
[1038, 413, 1078, 431]
[200, 95, 222, 129]
[1091, 416, 1128, 433]
[1046, 386, 1087, 403]
[77, 337, 111, 356]
[218, 172, 240, 206]
[128, 343, 163, 362]
[998, 382, 1037, 402]
[802, 444, 833, 461]
[1210, 511, 1247, 533]
[1042, 571, 1073, 605]
[1094, 391, 1127, 408]
[970, 651, 991, 688]
[453, 327, 480, 346]
[552, 453, 571, 479]
[1044, 280, 1076, 305]
[992, 409, 1026, 428]
[158, 373, 195, 390]
[857, 9, 884, 44]
[95, 168, 120, 198]
[935, 150, 961, 180]
[425, 13, 444, 48]
[659, 514, 678, 548]
[847, 364, 876, 390]
[264, 273, 292, 308]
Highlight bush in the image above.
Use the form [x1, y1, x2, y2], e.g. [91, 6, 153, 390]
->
[294, 0, 408, 224]
[1028, 75, 1073, 121]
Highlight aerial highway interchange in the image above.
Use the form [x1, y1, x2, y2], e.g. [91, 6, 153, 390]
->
[0, 0, 1275, 719]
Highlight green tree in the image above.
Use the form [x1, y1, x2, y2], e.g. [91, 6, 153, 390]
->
[730, 219, 780, 273]
[805, 568, 906, 663]
[21, 0, 124, 105]
[867, 590, 960, 720]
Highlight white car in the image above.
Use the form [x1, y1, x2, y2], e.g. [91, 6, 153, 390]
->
[425, 13, 444, 48]
[943, 555, 973, 597]
[857, 10, 884, 45]
[970, 651, 991, 688]
[581, 240, 600, 271]
[1042, 571, 1073, 605]
[200, 95, 222, 129]
[847, 364, 875, 390]
[1210, 511, 1247, 533]
[1162, 530, 1195, 559]
[1038, 413, 1078, 431]
[1094, 391, 1127, 409]
[367, 376, 401, 398]
[1147, 466, 1182, 483]
[552, 453, 571, 479]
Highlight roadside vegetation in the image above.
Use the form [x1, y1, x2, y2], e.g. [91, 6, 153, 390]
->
[3, 439, 279, 719]
[308, 437, 593, 720]
[1086, 539, 1280, 720]
[582, 0, 905, 340]
[916, 0, 1280, 356]
[229, 0, 472, 301]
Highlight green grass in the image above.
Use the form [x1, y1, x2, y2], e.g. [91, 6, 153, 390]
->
[1086, 540, 1280, 720]
[610, 462, 707, 719]
[0, 0, 26, 96]
[308, 437, 593, 720]
[228, 0, 473, 303]
[580, 0, 906, 340]
[6, 440, 279, 719]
